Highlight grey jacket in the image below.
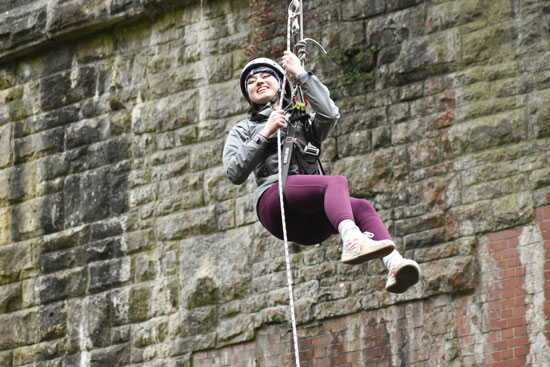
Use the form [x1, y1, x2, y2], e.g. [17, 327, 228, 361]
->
[223, 71, 340, 208]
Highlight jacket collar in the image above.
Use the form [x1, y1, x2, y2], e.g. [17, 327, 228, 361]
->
[250, 102, 275, 121]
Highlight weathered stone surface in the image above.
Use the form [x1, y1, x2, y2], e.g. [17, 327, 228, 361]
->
[37, 268, 87, 304]
[0, 309, 39, 349]
[0, 241, 39, 285]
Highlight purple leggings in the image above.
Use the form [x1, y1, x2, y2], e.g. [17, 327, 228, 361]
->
[257, 175, 392, 246]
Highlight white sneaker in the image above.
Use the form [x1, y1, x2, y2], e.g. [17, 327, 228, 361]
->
[341, 232, 395, 265]
[385, 258, 420, 293]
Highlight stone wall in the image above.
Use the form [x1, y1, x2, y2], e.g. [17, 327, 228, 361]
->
[0, 0, 549, 366]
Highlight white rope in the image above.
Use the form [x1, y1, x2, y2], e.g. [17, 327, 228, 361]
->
[276, 1, 302, 366]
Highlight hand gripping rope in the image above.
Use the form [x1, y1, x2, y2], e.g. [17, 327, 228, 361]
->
[276, 1, 304, 366]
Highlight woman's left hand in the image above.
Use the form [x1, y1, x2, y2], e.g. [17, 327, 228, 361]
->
[281, 51, 306, 80]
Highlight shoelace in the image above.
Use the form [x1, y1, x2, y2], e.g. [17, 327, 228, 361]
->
[345, 231, 377, 253]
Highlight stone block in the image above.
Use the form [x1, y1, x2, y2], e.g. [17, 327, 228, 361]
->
[46, 0, 108, 34]
[126, 229, 153, 254]
[87, 293, 111, 347]
[528, 96, 550, 139]
[14, 126, 64, 163]
[371, 125, 391, 149]
[403, 226, 448, 248]
[0, 6, 47, 52]
[89, 344, 130, 367]
[40, 302, 67, 341]
[66, 117, 109, 150]
[40, 247, 83, 274]
[0, 309, 39, 349]
[128, 284, 152, 323]
[134, 250, 160, 282]
[134, 318, 169, 347]
[62, 354, 81, 367]
[39, 67, 97, 111]
[389, 30, 460, 85]
[88, 257, 131, 293]
[132, 91, 199, 134]
[462, 23, 516, 65]
[14, 105, 80, 138]
[11, 194, 63, 239]
[491, 192, 534, 230]
[42, 225, 89, 253]
[37, 154, 69, 184]
[235, 194, 255, 227]
[445, 201, 494, 238]
[448, 111, 524, 156]
[0, 124, 13, 168]
[0, 207, 12, 245]
[83, 238, 124, 263]
[90, 218, 123, 240]
[204, 166, 247, 203]
[333, 153, 394, 200]
[337, 130, 371, 157]
[38, 268, 87, 304]
[21, 278, 36, 308]
[0, 282, 22, 313]
[216, 314, 254, 345]
[77, 34, 114, 63]
[391, 117, 425, 145]
[342, 0, 385, 20]
[81, 167, 111, 223]
[407, 137, 445, 169]
[388, 101, 410, 124]
[0, 64, 17, 90]
[0, 240, 38, 285]
[422, 256, 477, 294]
[199, 81, 243, 120]
[0, 350, 12, 367]
[203, 54, 233, 84]
[155, 205, 217, 240]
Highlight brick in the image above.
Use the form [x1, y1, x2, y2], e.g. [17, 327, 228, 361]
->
[487, 227, 523, 241]
[489, 240, 508, 252]
[501, 349, 513, 360]
[514, 346, 529, 357]
[501, 248, 518, 259]
[508, 336, 530, 348]
[502, 328, 514, 339]
[514, 326, 528, 337]
[492, 340, 508, 351]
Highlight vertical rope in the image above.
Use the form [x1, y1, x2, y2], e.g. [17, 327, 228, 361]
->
[276, 2, 301, 366]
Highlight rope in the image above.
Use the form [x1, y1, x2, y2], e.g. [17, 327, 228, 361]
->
[276, 1, 302, 366]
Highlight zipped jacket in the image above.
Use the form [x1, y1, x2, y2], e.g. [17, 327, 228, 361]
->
[223, 71, 340, 208]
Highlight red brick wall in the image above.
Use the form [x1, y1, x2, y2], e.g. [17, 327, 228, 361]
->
[192, 206, 550, 366]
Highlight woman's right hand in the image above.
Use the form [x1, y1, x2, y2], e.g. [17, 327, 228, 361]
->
[260, 109, 286, 138]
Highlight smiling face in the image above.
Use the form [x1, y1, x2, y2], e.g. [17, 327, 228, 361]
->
[246, 72, 280, 105]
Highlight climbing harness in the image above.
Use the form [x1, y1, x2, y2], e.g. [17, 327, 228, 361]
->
[275, 1, 327, 366]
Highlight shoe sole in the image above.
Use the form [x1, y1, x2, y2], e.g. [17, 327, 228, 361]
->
[342, 241, 395, 265]
[386, 263, 420, 293]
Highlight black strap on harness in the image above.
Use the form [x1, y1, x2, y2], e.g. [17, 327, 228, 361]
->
[281, 102, 323, 200]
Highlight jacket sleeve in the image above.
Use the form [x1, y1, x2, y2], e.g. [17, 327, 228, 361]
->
[297, 72, 340, 142]
[223, 121, 268, 185]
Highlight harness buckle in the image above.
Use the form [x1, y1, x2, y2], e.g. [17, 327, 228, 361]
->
[303, 142, 319, 156]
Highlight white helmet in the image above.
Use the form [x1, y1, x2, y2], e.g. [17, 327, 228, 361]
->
[240, 57, 291, 105]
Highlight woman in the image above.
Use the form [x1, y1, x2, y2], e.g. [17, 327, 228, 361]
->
[223, 51, 419, 293]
